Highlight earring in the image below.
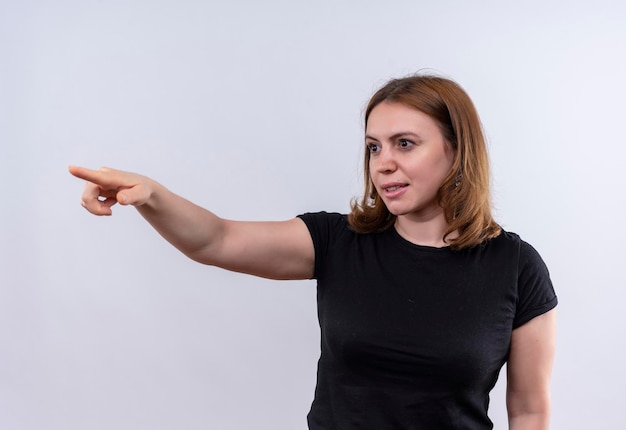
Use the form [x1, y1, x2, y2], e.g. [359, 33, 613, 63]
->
[454, 173, 462, 189]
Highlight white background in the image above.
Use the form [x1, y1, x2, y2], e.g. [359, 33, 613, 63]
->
[1, 0, 625, 428]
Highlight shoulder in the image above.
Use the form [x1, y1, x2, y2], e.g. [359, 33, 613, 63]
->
[475, 230, 553, 285]
[298, 211, 347, 225]
[484, 230, 542, 261]
[297, 212, 354, 279]
[297, 211, 350, 238]
[495, 230, 550, 274]
[487, 229, 522, 248]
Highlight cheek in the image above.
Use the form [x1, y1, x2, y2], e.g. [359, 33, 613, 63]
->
[443, 146, 456, 171]
[432, 148, 455, 176]
[367, 159, 377, 180]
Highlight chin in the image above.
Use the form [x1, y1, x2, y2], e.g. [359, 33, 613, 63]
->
[384, 205, 413, 217]
[385, 202, 442, 220]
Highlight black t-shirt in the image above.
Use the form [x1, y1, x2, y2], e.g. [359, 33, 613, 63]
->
[297, 212, 557, 430]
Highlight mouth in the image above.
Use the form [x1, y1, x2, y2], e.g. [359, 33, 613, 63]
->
[384, 185, 406, 192]
[381, 182, 408, 191]
[380, 183, 408, 197]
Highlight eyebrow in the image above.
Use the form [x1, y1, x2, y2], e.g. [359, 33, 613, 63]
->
[364, 131, 422, 142]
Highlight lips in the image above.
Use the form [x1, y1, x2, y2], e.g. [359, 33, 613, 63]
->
[381, 182, 408, 197]
[382, 182, 407, 191]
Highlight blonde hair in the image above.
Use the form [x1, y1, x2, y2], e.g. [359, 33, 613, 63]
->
[348, 74, 501, 250]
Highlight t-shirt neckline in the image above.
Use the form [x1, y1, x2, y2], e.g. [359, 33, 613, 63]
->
[388, 225, 455, 253]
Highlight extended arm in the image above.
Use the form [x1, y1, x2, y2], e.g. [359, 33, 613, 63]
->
[506, 308, 557, 430]
[69, 166, 314, 280]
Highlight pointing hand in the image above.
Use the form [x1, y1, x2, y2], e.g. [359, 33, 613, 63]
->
[68, 166, 154, 216]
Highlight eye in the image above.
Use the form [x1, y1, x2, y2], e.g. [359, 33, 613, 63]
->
[398, 138, 413, 148]
[367, 142, 380, 154]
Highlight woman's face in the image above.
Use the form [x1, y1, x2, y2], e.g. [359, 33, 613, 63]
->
[365, 101, 455, 222]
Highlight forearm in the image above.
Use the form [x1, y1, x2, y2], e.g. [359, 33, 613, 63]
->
[506, 311, 556, 430]
[508, 412, 550, 430]
[135, 180, 225, 262]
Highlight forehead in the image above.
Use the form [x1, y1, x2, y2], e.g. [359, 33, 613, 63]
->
[365, 102, 441, 139]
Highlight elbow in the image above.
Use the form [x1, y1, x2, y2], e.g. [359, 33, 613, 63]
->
[507, 389, 551, 429]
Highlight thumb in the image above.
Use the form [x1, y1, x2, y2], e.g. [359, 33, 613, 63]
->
[116, 183, 150, 207]
[116, 190, 131, 206]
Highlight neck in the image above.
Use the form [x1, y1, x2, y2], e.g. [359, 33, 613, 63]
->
[394, 211, 457, 248]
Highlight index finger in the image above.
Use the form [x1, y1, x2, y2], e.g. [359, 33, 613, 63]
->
[68, 165, 116, 187]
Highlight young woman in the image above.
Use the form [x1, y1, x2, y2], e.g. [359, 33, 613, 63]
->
[70, 74, 557, 430]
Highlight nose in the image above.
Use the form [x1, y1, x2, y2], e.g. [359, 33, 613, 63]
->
[373, 147, 397, 173]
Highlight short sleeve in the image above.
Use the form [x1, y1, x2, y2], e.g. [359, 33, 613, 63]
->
[513, 241, 558, 329]
[297, 212, 346, 279]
